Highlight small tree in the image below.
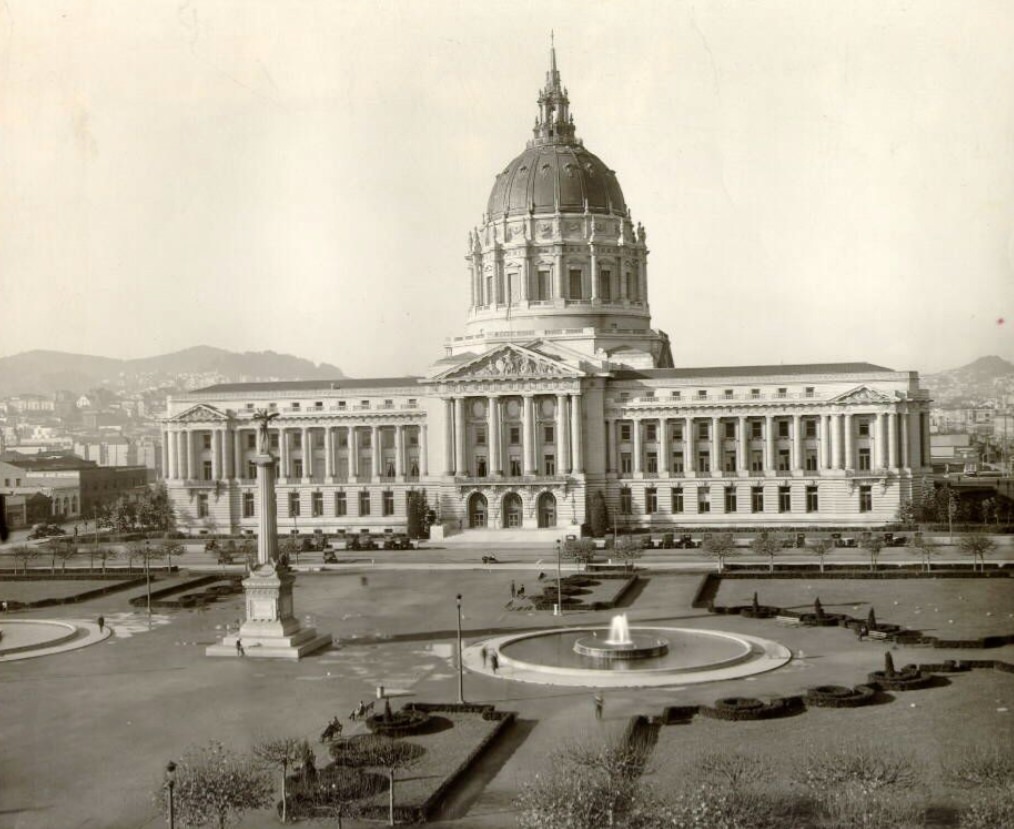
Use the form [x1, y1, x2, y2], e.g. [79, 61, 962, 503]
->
[612, 535, 645, 572]
[860, 531, 884, 572]
[280, 535, 301, 566]
[329, 735, 422, 827]
[701, 532, 737, 572]
[94, 546, 118, 574]
[958, 531, 996, 572]
[12, 545, 40, 575]
[54, 541, 79, 573]
[158, 538, 186, 571]
[562, 537, 597, 570]
[751, 531, 784, 572]
[155, 741, 272, 829]
[809, 537, 833, 573]
[589, 490, 609, 538]
[252, 737, 314, 824]
[909, 534, 940, 573]
[405, 490, 428, 540]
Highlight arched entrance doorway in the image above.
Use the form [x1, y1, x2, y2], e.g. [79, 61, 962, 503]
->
[537, 492, 557, 528]
[502, 493, 523, 528]
[467, 493, 488, 528]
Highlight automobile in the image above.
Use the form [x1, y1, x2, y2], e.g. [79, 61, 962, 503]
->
[346, 534, 378, 551]
[323, 550, 338, 563]
[28, 523, 64, 540]
[481, 554, 498, 564]
[383, 534, 414, 550]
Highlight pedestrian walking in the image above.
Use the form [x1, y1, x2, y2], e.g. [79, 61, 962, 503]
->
[517, 584, 525, 598]
[490, 652, 499, 673]
[97, 615, 105, 633]
[594, 692, 604, 720]
[857, 624, 868, 642]
[481, 645, 488, 667]
[510, 580, 516, 599]
[236, 638, 245, 657]
[1, 601, 8, 613]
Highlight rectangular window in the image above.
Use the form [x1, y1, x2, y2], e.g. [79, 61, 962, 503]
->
[475, 428, 486, 446]
[777, 388, 787, 399]
[859, 485, 873, 513]
[724, 452, 737, 473]
[335, 492, 347, 517]
[645, 487, 657, 514]
[544, 425, 555, 444]
[725, 486, 737, 512]
[314, 432, 324, 448]
[858, 448, 871, 471]
[858, 421, 870, 437]
[544, 455, 555, 476]
[620, 423, 632, 441]
[620, 453, 632, 474]
[751, 450, 764, 472]
[645, 423, 657, 442]
[751, 388, 761, 399]
[805, 419, 817, 438]
[671, 487, 684, 513]
[568, 268, 583, 299]
[509, 457, 522, 476]
[778, 486, 791, 513]
[619, 487, 632, 515]
[671, 390, 682, 400]
[359, 491, 371, 516]
[289, 492, 301, 517]
[599, 269, 611, 301]
[338, 431, 349, 448]
[337, 401, 347, 410]
[778, 420, 790, 438]
[697, 451, 710, 471]
[293, 459, 303, 478]
[777, 450, 790, 472]
[751, 421, 763, 439]
[247, 461, 257, 478]
[806, 486, 819, 513]
[408, 430, 419, 446]
[243, 492, 254, 518]
[805, 451, 818, 472]
[362, 431, 371, 448]
[312, 491, 323, 517]
[383, 490, 394, 516]
[698, 422, 709, 440]
[314, 401, 323, 410]
[805, 387, 815, 398]
[724, 389, 734, 400]
[672, 422, 683, 440]
[697, 390, 708, 400]
[646, 452, 658, 473]
[197, 493, 209, 518]
[509, 426, 521, 446]
[203, 434, 212, 450]
[698, 486, 711, 513]
[751, 486, 764, 513]
[246, 433, 256, 450]
[672, 454, 684, 474]
[537, 269, 551, 300]
[202, 461, 213, 481]
[724, 421, 736, 439]
[476, 457, 487, 477]
[292, 432, 301, 448]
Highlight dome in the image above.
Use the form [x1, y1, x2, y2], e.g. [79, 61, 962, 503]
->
[486, 143, 626, 220]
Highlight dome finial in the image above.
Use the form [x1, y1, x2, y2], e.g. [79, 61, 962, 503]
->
[533, 33, 576, 145]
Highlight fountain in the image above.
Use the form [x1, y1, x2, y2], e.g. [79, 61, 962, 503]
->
[573, 613, 669, 660]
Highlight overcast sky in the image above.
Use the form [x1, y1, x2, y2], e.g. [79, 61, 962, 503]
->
[1, 0, 1012, 377]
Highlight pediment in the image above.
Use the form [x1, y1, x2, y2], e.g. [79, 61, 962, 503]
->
[170, 404, 230, 424]
[435, 343, 581, 381]
[831, 385, 893, 405]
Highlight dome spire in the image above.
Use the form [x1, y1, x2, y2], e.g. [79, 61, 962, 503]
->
[533, 33, 576, 145]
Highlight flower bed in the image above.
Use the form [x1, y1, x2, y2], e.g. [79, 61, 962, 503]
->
[365, 708, 433, 737]
[700, 695, 805, 722]
[804, 684, 877, 708]
[533, 574, 638, 611]
[866, 666, 935, 691]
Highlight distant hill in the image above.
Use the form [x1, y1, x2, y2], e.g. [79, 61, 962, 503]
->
[0, 347, 344, 396]
[922, 355, 1014, 404]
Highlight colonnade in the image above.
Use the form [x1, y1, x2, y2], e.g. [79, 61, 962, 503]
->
[605, 409, 928, 476]
[163, 423, 427, 483]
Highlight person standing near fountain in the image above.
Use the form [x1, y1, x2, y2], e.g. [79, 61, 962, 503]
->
[593, 692, 603, 720]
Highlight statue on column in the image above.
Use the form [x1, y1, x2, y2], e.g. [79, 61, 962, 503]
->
[253, 409, 279, 455]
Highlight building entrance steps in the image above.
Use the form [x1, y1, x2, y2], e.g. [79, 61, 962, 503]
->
[440, 527, 576, 546]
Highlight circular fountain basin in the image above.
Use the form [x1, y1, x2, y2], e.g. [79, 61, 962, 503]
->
[467, 626, 793, 688]
[573, 632, 669, 660]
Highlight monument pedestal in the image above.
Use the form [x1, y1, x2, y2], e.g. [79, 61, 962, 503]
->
[206, 563, 332, 660]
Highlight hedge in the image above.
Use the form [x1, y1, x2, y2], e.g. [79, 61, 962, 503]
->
[699, 695, 805, 721]
[804, 684, 877, 708]
[3, 576, 149, 610]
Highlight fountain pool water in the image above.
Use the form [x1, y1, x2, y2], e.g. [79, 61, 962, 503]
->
[574, 613, 669, 660]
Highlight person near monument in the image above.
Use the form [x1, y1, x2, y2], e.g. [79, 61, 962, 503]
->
[97, 615, 104, 633]
[236, 639, 245, 657]
[594, 692, 604, 720]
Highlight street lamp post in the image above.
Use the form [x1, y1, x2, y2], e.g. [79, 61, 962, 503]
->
[456, 593, 464, 704]
[165, 761, 176, 829]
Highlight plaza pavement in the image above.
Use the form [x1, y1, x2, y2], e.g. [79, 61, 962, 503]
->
[0, 552, 1012, 829]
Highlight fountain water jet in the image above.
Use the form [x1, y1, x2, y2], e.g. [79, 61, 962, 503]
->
[573, 613, 669, 660]
[605, 613, 632, 646]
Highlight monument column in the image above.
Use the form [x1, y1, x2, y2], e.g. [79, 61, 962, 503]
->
[900, 411, 910, 469]
[166, 431, 177, 480]
[302, 428, 312, 480]
[443, 399, 454, 476]
[350, 427, 360, 478]
[187, 429, 197, 481]
[488, 396, 501, 476]
[660, 418, 670, 475]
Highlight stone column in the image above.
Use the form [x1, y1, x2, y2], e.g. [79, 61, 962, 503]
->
[395, 425, 404, 478]
[350, 427, 359, 477]
[764, 415, 775, 472]
[818, 415, 829, 470]
[710, 416, 720, 474]
[660, 419, 670, 475]
[900, 412, 910, 468]
[843, 414, 854, 471]
[632, 417, 643, 474]
[455, 397, 467, 476]
[232, 429, 242, 479]
[187, 429, 197, 481]
[372, 426, 382, 478]
[908, 411, 920, 469]
[421, 424, 429, 476]
[254, 454, 279, 566]
[302, 428, 312, 480]
[829, 415, 841, 470]
[738, 416, 748, 473]
[792, 414, 802, 472]
[443, 399, 454, 476]
[523, 394, 536, 475]
[571, 392, 583, 473]
[556, 394, 570, 473]
[488, 396, 501, 475]
[324, 427, 334, 479]
[887, 412, 898, 468]
[166, 431, 177, 480]
[874, 414, 884, 469]
[684, 417, 694, 473]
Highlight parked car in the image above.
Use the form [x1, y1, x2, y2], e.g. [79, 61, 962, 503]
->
[323, 550, 339, 563]
[28, 523, 64, 540]
[346, 534, 378, 551]
[383, 534, 414, 550]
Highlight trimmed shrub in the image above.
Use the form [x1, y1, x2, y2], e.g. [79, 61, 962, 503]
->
[702, 696, 804, 721]
[805, 684, 877, 708]
[365, 708, 433, 737]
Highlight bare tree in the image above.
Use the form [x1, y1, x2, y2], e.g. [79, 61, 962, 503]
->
[154, 741, 272, 829]
[13, 545, 41, 575]
[751, 531, 784, 572]
[612, 535, 645, 572]
[252, 737, 314, 824]
[157, 538, 186, 571]
[809, 537, 833, 573]
[909, 534, 941, 573]
[94, 546, 118, 574]
[958, 531, 996, 572]
[328, 734, 423, 827]
[700, 532, 737, 572]
[562, 537, 598, 570]
[859, 531, 884, 572]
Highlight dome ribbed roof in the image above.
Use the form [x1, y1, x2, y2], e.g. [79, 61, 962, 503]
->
[486, 144, 626, 220]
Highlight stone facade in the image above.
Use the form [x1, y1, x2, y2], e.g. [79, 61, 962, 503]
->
[163, 45, 930, 534]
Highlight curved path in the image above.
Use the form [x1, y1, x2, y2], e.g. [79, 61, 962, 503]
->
[0, 619, 111, 662]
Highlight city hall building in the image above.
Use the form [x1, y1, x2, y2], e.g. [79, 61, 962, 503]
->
[163, 48, 930, 536]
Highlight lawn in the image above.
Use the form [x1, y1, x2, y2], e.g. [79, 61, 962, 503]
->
[714, 576, 1014, 639]
[0, 579, 129, 603]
